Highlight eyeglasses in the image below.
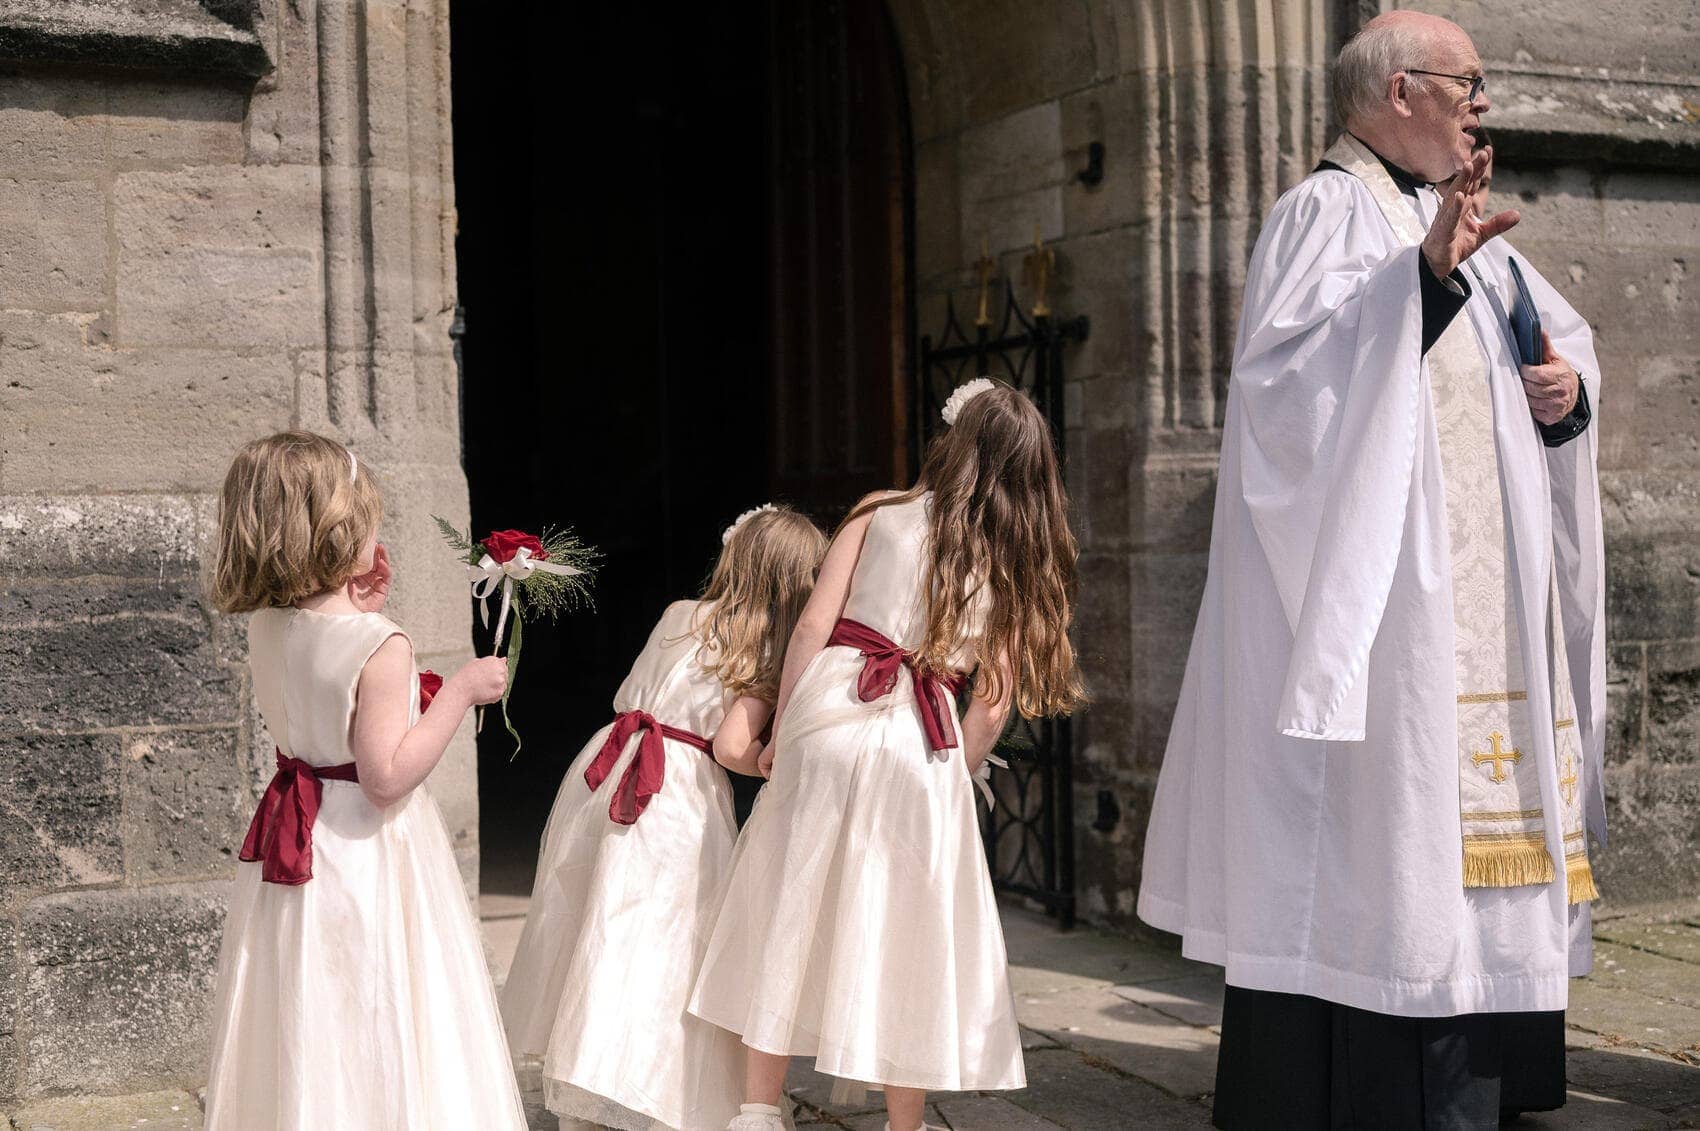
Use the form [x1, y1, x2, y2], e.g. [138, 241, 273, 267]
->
[1404, 68, 1487, 103]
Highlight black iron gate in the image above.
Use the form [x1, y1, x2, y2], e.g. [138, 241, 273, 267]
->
[916, 252, 1088, 927]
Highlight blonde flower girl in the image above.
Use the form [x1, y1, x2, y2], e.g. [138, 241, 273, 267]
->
[203, 431, 526, 1128]
[501, 504, 826, 1131]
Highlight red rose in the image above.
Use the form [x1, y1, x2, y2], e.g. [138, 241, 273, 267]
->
[418, 669, 444, 713]
[481, 529, 548, 564]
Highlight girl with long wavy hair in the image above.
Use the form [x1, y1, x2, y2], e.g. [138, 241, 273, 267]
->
[689, 380, 1086, 1131]
[501, 504, 826, 1131]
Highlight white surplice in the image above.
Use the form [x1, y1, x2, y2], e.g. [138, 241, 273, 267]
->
[1137, 147, 1607, 1017]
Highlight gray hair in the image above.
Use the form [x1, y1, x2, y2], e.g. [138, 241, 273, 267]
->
[1332, 20, 1432, 125]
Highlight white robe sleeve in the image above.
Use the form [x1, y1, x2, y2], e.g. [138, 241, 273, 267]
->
[1517, 252, 1610, 845]
[1232, 174, 1429, 742]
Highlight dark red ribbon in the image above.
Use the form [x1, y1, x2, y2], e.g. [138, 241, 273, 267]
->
[828, 618, 966, 754]
[583, 710, 713, 825]
[238, 750, 360, 885]
[239, 673, 437, 885]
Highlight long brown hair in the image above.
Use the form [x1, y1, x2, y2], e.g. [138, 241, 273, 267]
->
[693, 506, 828, 701]
[211, 431, 383, 613]
[844, 382, 1085, 718]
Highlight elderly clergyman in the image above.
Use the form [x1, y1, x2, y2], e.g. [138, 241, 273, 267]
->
[1139, 11, 1606, 1127]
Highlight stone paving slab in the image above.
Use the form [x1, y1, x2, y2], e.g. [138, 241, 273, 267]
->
[1002, 910, 1199, 992]
[1020, 1025, 1063, 1051]
[1001, 1047, 1212, 1129]
[515, 1053, 548, 1130]
[1592, 943, 1700, 1013]
[1567, 1046, 1700, 1114]
[842, 1105, 948, 1130]
[1014, 985, 1218, 1100]
[1110, 971, 1226, 1029]
[932, 1094, 1061, 1128]
[1516, 1090, 1685, 1129]
[1571, 952, 1700, 1055]
[7, 1089, 202, 1130]
[783, 1061, 884, 1119]
[1596, 901, 1700, 927]
[1595, 919, 1700, 968]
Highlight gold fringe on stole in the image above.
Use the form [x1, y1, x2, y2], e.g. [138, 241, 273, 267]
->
[1462, 837, 1556, 888]
[1566, 852, 1599, 905]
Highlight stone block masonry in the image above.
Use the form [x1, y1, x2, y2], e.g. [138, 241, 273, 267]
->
[18, 885, 225, 1096]
[0, 0, 473, 1105]
[0, 496, 241, 1103]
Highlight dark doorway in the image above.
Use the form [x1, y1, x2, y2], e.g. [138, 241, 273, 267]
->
[450, 2, 914, 896]
[768, 2, 915, 516]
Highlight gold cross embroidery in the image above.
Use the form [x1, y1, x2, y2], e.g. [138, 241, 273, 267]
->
[1471, 732, 1523, 784]
[1559, 759, 1579, 806]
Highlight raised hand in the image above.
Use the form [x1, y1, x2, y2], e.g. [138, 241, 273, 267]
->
[348, 542, 393, 613]
[1423, 146, 1520, 278]
[1520, 329, 1579, 426]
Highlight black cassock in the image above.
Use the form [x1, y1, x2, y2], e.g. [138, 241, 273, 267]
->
[1212, 987, 1565, 1129]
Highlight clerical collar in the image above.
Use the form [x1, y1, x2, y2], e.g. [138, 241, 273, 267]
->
[1348, 134, 1429, 197]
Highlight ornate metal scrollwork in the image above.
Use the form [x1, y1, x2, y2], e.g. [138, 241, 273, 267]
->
[917, 272, 1088, 926]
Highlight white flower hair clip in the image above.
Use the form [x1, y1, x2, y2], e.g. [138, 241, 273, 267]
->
[722, 503, 778, 544]
[941, 377, 996, 426]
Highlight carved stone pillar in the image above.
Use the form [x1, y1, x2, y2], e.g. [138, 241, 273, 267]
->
[888, 0, 1334, 928]
[0, 0, 474, 1102]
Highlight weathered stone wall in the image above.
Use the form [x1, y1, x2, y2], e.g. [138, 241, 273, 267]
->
[893, 0, 1700, 930]
[0, 0, 469, 1104]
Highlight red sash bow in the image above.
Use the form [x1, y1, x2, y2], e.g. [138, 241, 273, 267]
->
[238, 750, 360, 885]
[827, 618, 966, 754]
[583, 710, 713, 825]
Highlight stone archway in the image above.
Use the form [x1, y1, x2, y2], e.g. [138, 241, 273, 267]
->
[883, 0, 1335, 927]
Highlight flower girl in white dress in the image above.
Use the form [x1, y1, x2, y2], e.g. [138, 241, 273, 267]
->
[689, 381, 1087, 1131]
[501, 505, 826, 1131]
[202, 431, 526, 1129]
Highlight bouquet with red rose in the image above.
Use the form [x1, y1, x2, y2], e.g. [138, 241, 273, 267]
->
[434, 519, 598, 753]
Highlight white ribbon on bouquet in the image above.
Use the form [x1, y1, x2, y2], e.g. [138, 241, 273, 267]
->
[972, 751, 1010, 810]
[466, 546, 581, 650]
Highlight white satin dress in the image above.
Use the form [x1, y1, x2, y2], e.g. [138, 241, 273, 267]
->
[204, 608, 527, 1130]
[689, 495, 1025, 1093]
[501, 600, 744, 1131]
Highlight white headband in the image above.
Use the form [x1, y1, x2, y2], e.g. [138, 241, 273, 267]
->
[942, 377, 996, 426]
[347, 449, 358, 484]
[722, 503, 778, 544]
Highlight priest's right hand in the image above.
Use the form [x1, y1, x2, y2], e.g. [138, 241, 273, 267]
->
[1422, 146, 1520, 278]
